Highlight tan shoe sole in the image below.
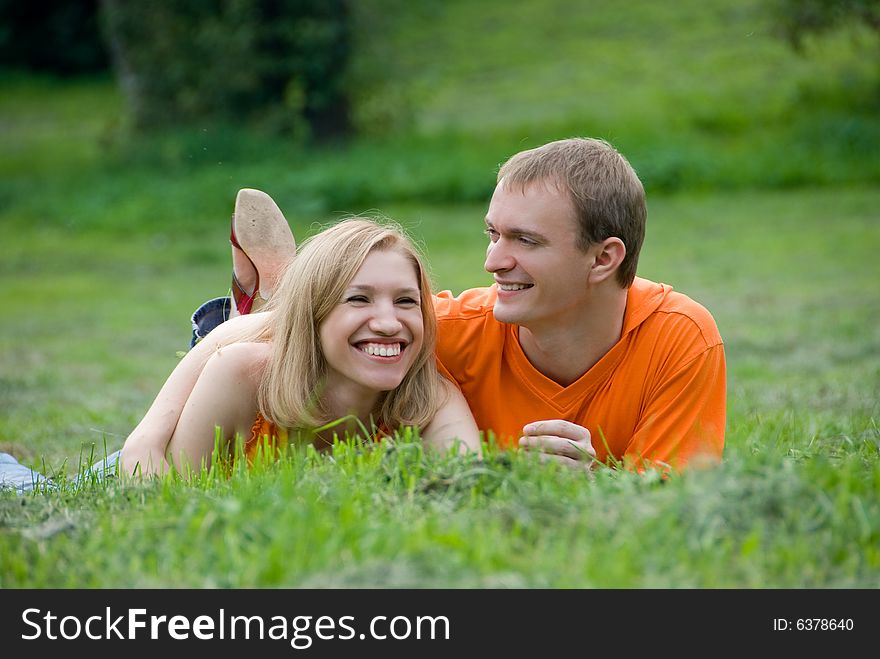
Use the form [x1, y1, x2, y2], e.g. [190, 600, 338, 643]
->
[232, 188, 297, 302]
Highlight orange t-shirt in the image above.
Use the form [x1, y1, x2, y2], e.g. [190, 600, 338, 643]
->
[242, 414, 387, 465]
[242, 414, 288, 464]
[433, 277, 726, 470]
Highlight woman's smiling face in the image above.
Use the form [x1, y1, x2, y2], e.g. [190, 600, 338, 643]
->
[318, 247, 425, 396]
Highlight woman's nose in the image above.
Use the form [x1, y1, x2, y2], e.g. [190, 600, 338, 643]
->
[368, 305, 403, 335]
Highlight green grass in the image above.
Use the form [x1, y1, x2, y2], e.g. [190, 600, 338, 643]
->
[1, 0, 879, 587]
[2, 436, 878, 588]
[2, 180, 877, 587]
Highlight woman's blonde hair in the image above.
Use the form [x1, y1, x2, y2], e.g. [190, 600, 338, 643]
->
[254, 217, 444, 432]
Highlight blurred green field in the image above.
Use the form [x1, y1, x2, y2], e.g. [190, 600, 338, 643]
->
[1, 0, 878, 587]
[2, 1, 878, 219]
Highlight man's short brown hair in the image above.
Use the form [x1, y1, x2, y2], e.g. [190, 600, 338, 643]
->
[497, 137, 646, 287]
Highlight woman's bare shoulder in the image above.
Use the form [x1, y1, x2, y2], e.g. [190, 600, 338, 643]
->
[201, 311, 273, 346]
[205, 341, 272, 386]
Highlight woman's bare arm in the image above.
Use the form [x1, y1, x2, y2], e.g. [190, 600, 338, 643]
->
[165, 342, 268, 474]
[119, 312, 270, 477]
[420, 379, 482, 456]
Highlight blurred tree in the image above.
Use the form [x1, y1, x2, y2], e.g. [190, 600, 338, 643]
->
[99, 0, 351, 140]
[0, 0, 109, 75]
[771, 0, 880, 109]
[772, 0, 879, 49]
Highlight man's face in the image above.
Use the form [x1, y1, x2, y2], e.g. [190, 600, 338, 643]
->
[484, 180, 596, 328]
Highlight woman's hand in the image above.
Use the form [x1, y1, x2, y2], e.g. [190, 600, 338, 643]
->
[119, 443, 171, 479]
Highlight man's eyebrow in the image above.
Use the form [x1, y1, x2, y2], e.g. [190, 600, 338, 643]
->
[484, 219, 547, 242]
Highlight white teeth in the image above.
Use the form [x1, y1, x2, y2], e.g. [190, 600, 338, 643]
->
[360, 342, 401, 357]
[499, 283, 530, 291]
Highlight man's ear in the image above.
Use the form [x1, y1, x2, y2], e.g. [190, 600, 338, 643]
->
[588, 237, 626, 284]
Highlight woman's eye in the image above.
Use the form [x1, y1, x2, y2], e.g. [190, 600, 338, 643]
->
[396, 297, 419, 306]
[346, 295, 369, 304]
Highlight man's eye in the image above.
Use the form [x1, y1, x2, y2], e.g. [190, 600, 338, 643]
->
[484, 228, 499, 241]
[518, 237, 537, 246]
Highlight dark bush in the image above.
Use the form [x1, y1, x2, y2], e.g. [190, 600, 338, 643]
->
[771, 0, 879, 50]
[99, 0, 351, 140]
[0, 0, 109, 75]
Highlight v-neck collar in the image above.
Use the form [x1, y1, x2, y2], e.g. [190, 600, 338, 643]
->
[502, 278, 668, 410]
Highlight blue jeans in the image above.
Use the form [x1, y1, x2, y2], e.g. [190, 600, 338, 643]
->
[190, 296, 232, 347]
[0, 450, 121, 495]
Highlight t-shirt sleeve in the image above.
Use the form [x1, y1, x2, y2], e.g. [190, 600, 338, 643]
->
[622, 342, 726, 471]
[434, 353, 461, 389]
[432, 291, 461, 388]
[432, 288, 494, 392]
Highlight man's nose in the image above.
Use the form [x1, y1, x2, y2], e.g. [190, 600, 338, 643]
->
[484, 239, 514, 273]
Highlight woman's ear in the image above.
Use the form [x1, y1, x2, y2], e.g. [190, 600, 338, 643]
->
[588, 237, 626, 285]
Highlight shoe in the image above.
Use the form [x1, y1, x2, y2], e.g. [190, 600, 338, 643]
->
[229, 189, 296, 315]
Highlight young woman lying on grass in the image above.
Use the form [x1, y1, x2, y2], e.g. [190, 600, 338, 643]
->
[1, 214, 480, 491]
[166, 216, 480, 474]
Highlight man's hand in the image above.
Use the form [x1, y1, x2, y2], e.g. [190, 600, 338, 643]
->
[519, 419, 597, 471]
